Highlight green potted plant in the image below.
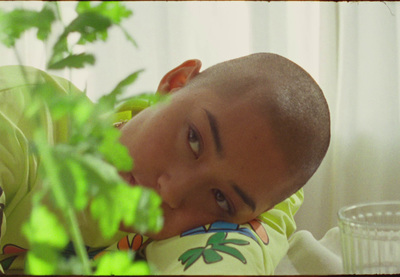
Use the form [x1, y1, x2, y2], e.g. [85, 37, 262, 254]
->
[0, 2, 163, 274]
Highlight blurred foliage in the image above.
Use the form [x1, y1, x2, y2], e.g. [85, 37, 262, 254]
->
[0, 2, 163, 275]
[0, 5, 56, 47]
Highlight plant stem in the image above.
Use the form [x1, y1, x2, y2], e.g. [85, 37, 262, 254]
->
[35, 131, 91, 274]
[65, 206, 92, 275]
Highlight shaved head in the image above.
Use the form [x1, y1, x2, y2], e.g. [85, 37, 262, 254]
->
[185, 53, 330, 204]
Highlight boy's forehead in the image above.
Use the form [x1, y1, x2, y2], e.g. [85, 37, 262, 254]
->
[174, 86, 277, 150]
[178, 84, 262, 110]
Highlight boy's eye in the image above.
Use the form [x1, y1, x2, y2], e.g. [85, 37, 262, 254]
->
[213, 189, 232, 214]
[188, 126, 201, 158]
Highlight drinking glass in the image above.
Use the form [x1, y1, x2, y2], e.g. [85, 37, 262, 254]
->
[338, 201, 400, 274]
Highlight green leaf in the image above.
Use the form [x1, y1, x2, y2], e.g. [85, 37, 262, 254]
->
[203, 249, 223, 264]
[96, 70, 144, 116]
[110, 70, 143, 101]
[75, 2, 136, 48]
[89, 181, 162, 239]
[25, 245, 61, 275]
[112, 70, 143, 94]
[49, 37, 68, 67]
[120, 24, 138, 47]
[72, 97, 94, 127]
[0, 6, 55, 47]
[94, 252, 150, 275]
[48, 53, 95, 69]
[131, 186, 163, 234]
[48, 11, 113, 70]
[65, 12, 112, 44]
[123, 186, 163, 234]
[76, 2, 133, 25]
[48, 146, 126, 213]
[22, 205, 68, 249]
[65, 159, 89, 210]
[79, 153, 124, 186]
[98, 128, 133, 171]
[42, 92, 92, 124]
[90, 188, 122, 238]
[51, 147, 90, 210]
[117, 185, 141, 226]
[33, 131, 68, 210]
[36, 6, 56, 41]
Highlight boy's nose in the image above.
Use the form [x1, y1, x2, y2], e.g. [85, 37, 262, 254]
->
[157, 173, 190, 209]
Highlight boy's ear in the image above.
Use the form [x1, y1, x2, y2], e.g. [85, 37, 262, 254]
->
[157, 59, 202, 94]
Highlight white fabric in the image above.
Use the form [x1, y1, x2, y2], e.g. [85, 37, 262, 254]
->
[275, 228, 343, 275]
[1, 1, 400, 241]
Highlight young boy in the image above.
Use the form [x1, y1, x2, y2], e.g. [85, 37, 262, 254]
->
[0, 53, 330, 274]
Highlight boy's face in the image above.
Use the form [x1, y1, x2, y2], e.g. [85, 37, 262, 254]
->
[118, 88, 287, 240]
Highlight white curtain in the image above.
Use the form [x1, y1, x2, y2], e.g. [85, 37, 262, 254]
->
[295, 2, 400, 239]
[1, 1, 399, 239]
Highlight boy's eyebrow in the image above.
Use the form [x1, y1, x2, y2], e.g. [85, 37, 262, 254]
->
[232, 182, 256, 212]
[204, 109, 223, 156]
[202, 109, 256, 213]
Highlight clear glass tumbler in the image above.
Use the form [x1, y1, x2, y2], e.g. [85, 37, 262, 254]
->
[338, 201, 400, 274]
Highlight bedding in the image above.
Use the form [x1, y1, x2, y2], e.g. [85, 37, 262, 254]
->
[275, 227, 343, 275]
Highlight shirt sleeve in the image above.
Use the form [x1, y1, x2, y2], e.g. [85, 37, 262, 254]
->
[0, 65, 82, 273]
[0, 103, 34, 274]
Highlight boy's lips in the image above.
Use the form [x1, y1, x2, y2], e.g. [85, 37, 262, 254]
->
[120, 171, 138, 187]
[128, 173, 137, 186]
[124, 173, 154, 192]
